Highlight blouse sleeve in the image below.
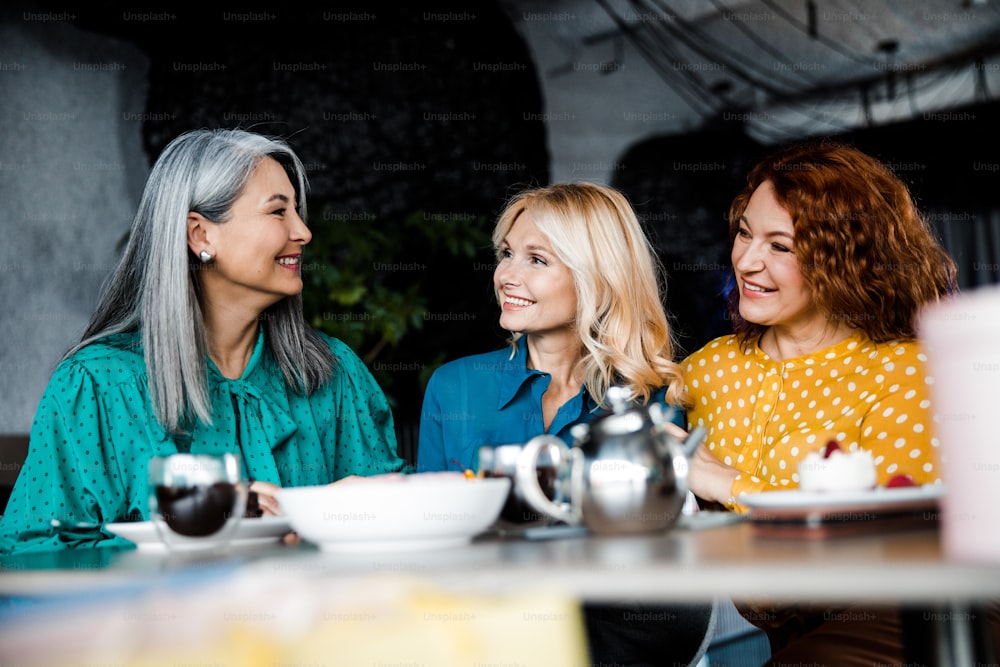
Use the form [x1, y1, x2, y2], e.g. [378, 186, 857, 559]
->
[728, 473, 770, 509]
[322, 337, 413, 478]
[857, 343, 938, 485]
[0, 362, 137, 553]
[416, 368, 447, 473]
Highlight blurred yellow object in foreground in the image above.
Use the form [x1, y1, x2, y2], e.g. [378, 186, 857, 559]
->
[2, 569, 588, 667]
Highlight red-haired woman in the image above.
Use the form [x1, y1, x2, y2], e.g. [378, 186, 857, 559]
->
[687, 140, 956, 508]
[682, 140, 972, 664]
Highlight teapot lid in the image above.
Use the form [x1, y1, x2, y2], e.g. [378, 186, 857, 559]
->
[588, 385, 662, 436]
[606, 385, 632, 414]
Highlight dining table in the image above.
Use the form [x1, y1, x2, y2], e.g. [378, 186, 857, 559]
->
[1, 511, 998, 666]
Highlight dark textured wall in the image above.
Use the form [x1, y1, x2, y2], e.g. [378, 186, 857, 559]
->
[614, 124, 766, 357]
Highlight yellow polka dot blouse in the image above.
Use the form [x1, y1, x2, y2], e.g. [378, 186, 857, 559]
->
[683, 331, 939, 511]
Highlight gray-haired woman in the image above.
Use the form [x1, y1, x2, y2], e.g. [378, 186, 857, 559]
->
[1, 128, 410, 553]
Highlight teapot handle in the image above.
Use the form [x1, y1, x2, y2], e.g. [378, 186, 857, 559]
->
[515, 435, 580, 526]
[681, 425, 707, 458]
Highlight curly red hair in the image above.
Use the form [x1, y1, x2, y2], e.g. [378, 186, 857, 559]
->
[727, 140, 957, 343]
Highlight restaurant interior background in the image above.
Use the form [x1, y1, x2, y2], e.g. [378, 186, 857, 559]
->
[2, 0, 999, 486]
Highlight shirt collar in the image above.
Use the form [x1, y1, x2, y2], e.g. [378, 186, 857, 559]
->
[495, 337, 602, 416]
[206, 326, 266, 382]
[497, 337, 540, 410]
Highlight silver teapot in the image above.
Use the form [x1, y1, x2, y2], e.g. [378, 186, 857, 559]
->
[515, 386, 704, 535]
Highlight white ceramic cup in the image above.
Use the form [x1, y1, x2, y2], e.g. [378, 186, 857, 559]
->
[919, 284, 1000, 563]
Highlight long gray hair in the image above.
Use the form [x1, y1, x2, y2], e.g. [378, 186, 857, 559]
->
[69, 128, 335, 433]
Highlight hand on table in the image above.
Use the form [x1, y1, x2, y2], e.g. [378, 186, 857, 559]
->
[687, 443, 740, 507]
[248, 480, 301, 545]
[654, 424, 740, 507]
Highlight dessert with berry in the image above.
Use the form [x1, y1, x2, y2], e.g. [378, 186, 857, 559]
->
[797, 440, 877, 492]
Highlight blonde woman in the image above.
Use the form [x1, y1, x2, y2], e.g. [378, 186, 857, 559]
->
[418, 181, 687, 471]
[418, 182, 713, 666]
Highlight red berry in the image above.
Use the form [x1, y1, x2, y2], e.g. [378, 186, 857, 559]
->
[822, 440, 842, 459]
[887, 474, 917, 488]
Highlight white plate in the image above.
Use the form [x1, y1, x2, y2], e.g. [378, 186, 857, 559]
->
[740, 484, 945, 511]
[277, 473, 510, 553]
[105, 516, 292, 552]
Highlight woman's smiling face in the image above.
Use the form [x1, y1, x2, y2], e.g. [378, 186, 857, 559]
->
[493, 212, 577, 337]
[731, 180, 820, 332]
[197, 157, 311, 313]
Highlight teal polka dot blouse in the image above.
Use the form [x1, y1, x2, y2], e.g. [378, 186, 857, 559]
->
[0, 328, 410, 553]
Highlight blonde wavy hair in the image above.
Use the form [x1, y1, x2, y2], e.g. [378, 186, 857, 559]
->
[492, 182, 689, 408]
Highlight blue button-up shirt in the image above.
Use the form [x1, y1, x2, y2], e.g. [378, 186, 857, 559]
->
[416, 337, 682, 472]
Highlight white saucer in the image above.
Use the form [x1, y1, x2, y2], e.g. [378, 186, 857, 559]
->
[105, 516, 292, 552]
[739, 484, 945, 512]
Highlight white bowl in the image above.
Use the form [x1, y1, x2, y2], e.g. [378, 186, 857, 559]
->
[276, 472, 510, 552]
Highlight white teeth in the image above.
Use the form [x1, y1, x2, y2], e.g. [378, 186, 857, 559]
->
[277, 257, 300, 266]
[744, 283, 771, 293]
[505, 296, 533, 307]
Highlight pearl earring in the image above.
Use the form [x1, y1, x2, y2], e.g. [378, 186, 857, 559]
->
[199, 250, 213, 263]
